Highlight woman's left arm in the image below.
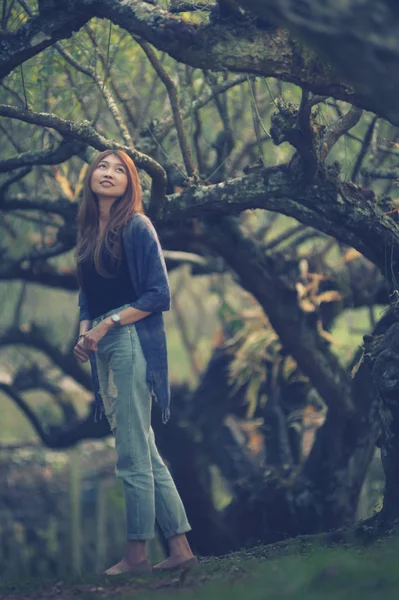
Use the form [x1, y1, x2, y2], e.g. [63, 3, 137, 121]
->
[129, 215, 171, 314]
[82, 306, 150, 352]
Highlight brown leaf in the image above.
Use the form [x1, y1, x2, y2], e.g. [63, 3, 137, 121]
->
[315, 290, 342, 305]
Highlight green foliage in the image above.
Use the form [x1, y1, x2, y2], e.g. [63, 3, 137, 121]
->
[227, 304, 280, 416]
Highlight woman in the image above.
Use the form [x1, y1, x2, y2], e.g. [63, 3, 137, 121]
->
[74, 150, 197, 575]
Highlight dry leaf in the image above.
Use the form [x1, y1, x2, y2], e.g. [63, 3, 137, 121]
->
[52, 166, 75, 200]
[343, 248, 361, 263]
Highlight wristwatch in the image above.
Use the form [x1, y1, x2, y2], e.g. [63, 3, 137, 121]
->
[110, 313, 121, 326]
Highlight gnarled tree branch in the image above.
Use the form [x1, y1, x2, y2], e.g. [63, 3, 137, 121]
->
[0, 103, 167, 207]
[204, 215, 354, 415]
[237, 0, 399, 125]
[0, 1, 370, 120]
[321, 106, 363, 162]
[0, 139, 86, 173]
[0, 324, 91, 389]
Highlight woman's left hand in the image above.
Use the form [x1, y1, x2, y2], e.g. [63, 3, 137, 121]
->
[82, 322, 109, 352]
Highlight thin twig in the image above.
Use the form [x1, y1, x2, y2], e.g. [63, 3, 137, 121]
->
[0, 167, 31, 195]
[12, 281, 27, 327]
[140, 74, 247, 154]
[54, 43, 133, 148]
[351, 116, 378, 182]
[263, 224, 308, 251]
[362, 169, 399, 180]
[136, 38, 197, 179]
[321, 106, 363, 161]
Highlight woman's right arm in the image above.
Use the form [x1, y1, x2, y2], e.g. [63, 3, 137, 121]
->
[78, 289, 91, 324]
[79, 320, 91, 335]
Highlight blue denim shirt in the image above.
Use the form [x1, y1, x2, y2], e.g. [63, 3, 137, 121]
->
[78, 214, 171, 423]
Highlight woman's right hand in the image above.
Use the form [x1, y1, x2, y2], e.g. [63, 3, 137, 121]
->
[74, 338, 90, 363]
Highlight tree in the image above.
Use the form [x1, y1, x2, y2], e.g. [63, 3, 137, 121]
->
[1, 0, 399, 554]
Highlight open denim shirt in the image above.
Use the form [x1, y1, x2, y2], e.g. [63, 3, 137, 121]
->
[78, 214, 171, 424]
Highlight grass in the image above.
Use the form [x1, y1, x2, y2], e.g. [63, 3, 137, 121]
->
[1, 536, 399, 599]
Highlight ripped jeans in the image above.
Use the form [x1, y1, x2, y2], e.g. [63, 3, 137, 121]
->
[92, 306, 191, 540]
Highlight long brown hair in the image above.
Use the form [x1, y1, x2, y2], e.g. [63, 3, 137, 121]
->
[76, 150, 144, 287]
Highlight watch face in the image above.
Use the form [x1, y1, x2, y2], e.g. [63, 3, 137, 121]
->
[112, 314, 120, 324]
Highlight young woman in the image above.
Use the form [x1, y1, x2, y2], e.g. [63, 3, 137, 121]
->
[74, 150, 197, 575]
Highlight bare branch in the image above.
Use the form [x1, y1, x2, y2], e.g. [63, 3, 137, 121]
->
[0, 195, 73, 218]
[84, 24, 139, 131]
[0, 324, 91, 389]
[320, 106, 363, 162]
[12, 281, 27, 326]
[1, 1, 370, 119]
[204, 216, 354, 415]
[0, 104, 167, 208]
[0, 4, 90, 78]
[296, 89, 318, 178]
[0, 380, 100, 449]
[169, 0, 214, 13]
[136, 39, 197, 179]
[263, 223, 309, 251]
[351, 116, 378, 182]
[164, 249, 225, 274]
[0, 122, 23, 153]
[54, 42, 134, 147]
[0, 139, 85, 173]
[0, 260, 78, 289]
[20, 240, 68, 261]
[0, 382, 49, 443]
[1, 158, 399, 301]
[161, 165, 399, 278]
[138, 74, 247, 157]
[0, 167, 31, 194]
[285, 229, 325, 252]
[3, 0, 399, 125]
[229, 133, 270, 175]
[0, 81, 25, 106]
[0, 213, 17, 238]
[236, 0, 399, 125]
[193, 110, 206, 176]
[163, 250, 210, 268]
[270, 94, 318, 178]
[362, 169, 399, 181]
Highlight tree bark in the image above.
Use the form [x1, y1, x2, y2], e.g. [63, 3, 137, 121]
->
[237, 0, 399, 125]
[3, 0, 399, 123]
[364, 321, 399, 523]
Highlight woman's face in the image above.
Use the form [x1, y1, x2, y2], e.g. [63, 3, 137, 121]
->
[91, 154, 128, 201]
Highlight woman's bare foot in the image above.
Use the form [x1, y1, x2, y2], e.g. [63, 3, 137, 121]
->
[153, 533, 197, 571]
[104, 558, 151, 575]
[104, 540, 150, 575]
[153, 555, 198, 571]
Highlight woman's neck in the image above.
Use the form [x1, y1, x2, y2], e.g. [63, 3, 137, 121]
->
[98, 199, 113, 232]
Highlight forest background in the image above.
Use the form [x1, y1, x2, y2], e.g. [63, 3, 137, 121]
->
[0, 0, 399, 584]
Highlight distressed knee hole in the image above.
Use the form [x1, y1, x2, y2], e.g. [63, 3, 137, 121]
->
[108, 369, 118, 398]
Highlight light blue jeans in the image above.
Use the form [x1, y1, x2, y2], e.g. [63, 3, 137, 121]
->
[92, 305, 191, 541]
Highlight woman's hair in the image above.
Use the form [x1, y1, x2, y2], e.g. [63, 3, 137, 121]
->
[76, 150, 143, 286]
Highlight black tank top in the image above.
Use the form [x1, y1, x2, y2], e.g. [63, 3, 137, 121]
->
[81, 242, 137, 319]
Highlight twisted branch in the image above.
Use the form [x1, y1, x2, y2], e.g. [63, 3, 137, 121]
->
[320, 106, 363, 161]
[0, 103, 167, 209]
[0, 139, 85, 173]
[0, 324, 91, 389]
